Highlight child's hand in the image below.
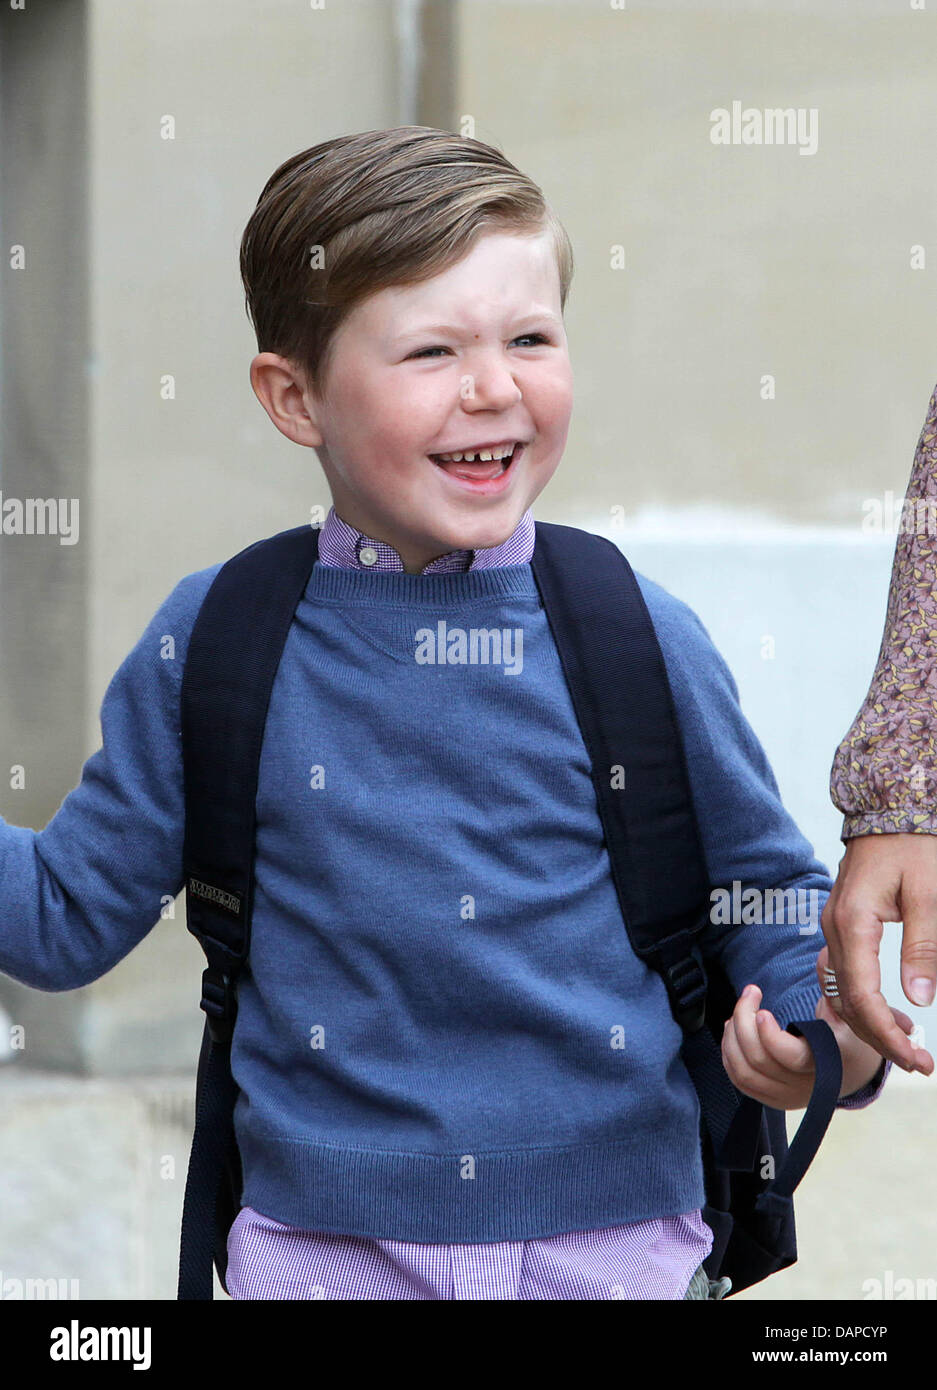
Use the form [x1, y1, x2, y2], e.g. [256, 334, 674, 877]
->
[721, 984, 816, 1109]
[721, 976, 908, 1108]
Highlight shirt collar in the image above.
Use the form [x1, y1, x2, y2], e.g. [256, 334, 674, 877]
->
[317, 505, 535, 573]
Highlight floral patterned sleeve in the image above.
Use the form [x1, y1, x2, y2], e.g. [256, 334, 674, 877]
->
[829, 381, 937, 840]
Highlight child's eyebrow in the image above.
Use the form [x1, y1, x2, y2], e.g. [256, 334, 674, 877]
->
[394, 311, 562, 344]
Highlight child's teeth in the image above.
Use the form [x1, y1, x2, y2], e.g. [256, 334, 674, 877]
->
[436, 445, 514, 463]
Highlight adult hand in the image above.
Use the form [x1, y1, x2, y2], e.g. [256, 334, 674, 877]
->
[821, 832, 937, 1074]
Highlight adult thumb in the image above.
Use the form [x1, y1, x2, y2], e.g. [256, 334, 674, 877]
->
[899, 886, 937, 1008]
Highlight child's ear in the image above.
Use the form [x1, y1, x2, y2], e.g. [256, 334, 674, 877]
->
[249, 352, 324, 448]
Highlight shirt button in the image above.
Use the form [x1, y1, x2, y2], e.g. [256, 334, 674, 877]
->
[359, 546, 378, 566]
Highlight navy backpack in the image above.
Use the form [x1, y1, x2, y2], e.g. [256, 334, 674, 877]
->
[176, 519, 842, 1300]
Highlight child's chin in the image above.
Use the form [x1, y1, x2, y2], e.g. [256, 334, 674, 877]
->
[430, 511, 518, 548]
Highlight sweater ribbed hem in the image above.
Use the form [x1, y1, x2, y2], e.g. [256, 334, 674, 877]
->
[237, 1127, 707, 1244]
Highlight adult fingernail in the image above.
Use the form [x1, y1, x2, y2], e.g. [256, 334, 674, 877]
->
[910, 977, 935, 1006]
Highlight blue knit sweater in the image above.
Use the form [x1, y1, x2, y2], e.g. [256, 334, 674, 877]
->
[0, 552, 833, 1242]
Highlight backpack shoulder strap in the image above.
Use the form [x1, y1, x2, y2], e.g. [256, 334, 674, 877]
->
[182, 522, 321, 1030]
[529, 519, 841, 1175]
[177, 521, 320, 1300]
[530, 519, 712, 1023]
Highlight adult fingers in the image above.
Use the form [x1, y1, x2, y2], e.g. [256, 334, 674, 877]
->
[823, 834, 937, 1073]
[822, 889, 921, 1071]
[816, 943, 843, 1017]
[898, 881, 937, 1014]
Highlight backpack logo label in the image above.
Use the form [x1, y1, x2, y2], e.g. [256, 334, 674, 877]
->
[186, 876, 242, 919]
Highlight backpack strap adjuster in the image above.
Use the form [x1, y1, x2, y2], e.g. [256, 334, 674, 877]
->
[200, 966, 237, 1044]
[653, 926, 709, 1034]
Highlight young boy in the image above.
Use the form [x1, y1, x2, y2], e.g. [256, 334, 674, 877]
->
[0, 127, 898, 1301]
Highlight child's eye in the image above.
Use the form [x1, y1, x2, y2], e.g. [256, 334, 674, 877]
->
[408, 333, 549, 360]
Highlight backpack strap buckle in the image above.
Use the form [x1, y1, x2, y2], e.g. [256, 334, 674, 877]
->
[200, 966, 237, 1044]
[653, 925, 709, 1034]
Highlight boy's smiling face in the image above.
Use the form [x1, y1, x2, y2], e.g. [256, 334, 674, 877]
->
[250, 228, 574, 573]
